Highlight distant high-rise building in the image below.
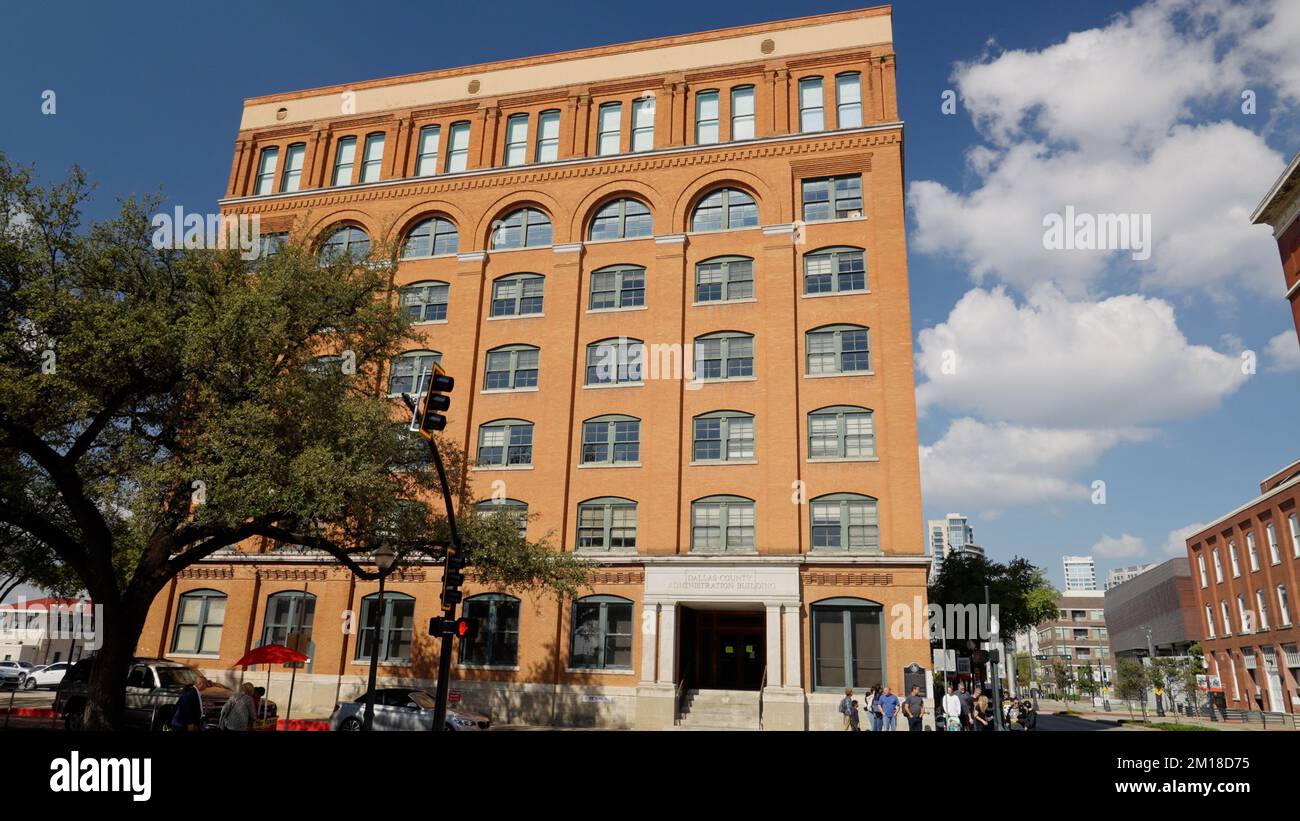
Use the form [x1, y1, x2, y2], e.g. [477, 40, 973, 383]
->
[1063, 555, 1097, 592]
[928, 513, 983, 576]
[1105, 563, 1154, 590]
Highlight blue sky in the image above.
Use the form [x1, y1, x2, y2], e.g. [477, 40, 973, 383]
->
[2, 0, 1297, 592]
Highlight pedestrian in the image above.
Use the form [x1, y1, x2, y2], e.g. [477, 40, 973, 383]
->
[875, 685, 899, 732]
[220, 682, 257, 731]
[838, 687, 855, 731]
[1019, 699, 1037, 731]
[956, 682, 972, 731]
[170, 674, 213, 731]
[849, 699, 861, 731]
[942, 686, 961, 732]
[252, 686, 266, 719]
[972, 691, 992, 731]
[903, 685, 926, 732]
[868, 684, 883, 732]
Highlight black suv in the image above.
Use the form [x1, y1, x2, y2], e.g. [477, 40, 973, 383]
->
[55, 656, 273, 730]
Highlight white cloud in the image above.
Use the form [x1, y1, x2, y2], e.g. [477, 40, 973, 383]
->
[1264, 330, 1300, 372]
[908, 0, 1293, 298]
[1162, 522, 1208, 556]
[916, 286, 1248, 426]
[919, 417, 1152, 511]
[1093, 533, 1147, 559]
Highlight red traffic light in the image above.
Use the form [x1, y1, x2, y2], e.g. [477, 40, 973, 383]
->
[429, 616, 478, 641]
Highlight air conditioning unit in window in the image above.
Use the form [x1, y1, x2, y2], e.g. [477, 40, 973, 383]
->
[848, 209, 863, 219]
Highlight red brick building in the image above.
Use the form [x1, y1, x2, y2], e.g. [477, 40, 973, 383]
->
[1186, 459, 1300, 714]
[1252, 149, 1300, 343]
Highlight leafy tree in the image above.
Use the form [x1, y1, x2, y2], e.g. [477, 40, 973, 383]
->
[928, 552, 1059, 638]
[1049, 661, 1072, 698]
[0, 157, 587, 728]
[1116, 658, 1150, 718]
[1078, 664, 1098, 697]
[1014, 652, 1031, 688]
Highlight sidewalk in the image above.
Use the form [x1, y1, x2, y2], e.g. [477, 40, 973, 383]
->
[1037, 699, 1286, 731]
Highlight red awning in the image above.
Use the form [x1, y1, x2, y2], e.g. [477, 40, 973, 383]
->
[234, 644, 309, 668]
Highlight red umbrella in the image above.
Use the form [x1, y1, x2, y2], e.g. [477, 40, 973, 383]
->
[234, 644, 309, 668]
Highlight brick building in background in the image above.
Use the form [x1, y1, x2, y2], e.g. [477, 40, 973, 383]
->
[1252, 149, 1300, 343]
[1186, 459, 1300, 714]
[135, 6, 930, 729]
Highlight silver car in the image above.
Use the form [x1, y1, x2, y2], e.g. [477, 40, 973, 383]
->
[0, 661, 33, 687]
[329, 688, 490, 732]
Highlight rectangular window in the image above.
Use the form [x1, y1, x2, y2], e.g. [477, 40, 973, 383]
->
[802, 175, 864, 221]
[731, 86, 755, 140]
[535, 111, 560, 163]
[279, 144, 305, 193]
[504, 114, 529, 166]
[631, 98, 655, 152]
[254, 147, 279, 196]
[415, 125, 441, 176]
[331, 137, 356, 186]
[799, 77, 825, 132]
[836, 73, 863, 128]
[695, 90, 719, 145]
[171, 594, 225, 655]
[597, 103, 622, 156]
[355, 597, 414, 664]
[445, 122, 470, 173]
[360, 133, 385, 183]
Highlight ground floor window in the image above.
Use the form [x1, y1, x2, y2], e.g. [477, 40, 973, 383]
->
[570, 595, 633, 670]
[460, 594, 520, 667]
[355, 593, 415, 664]
[261, 591, 316, 672]
[811, 597, 882, 691]
[171, 589, 226, 655]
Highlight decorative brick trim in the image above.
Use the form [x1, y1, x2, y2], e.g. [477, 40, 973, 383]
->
[805, 571, 893, 586]
[256, 568, 330, 582]
[179, 567, 234, 580]
[586, 570, 646, 585]
[790, 153, 871, 177]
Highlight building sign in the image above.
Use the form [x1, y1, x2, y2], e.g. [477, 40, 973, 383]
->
[644, 564, 799, 602]
[580, 695, 614, 704]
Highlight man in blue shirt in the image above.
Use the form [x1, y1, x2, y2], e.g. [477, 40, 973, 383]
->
[874, 686, 900, 732]
[170, 675, 212, 731]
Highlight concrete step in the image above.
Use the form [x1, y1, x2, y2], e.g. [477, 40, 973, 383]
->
[677, 689, 762, 730]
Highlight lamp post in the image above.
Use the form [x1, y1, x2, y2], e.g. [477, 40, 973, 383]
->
[363, 545, 398, 731]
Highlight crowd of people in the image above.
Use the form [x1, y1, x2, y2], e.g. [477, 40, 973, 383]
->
[837, 681, 1038, 731]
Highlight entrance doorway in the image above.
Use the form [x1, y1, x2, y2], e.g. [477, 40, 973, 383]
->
[678, 608, 764, 691]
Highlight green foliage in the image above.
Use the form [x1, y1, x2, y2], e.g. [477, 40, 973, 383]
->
[928, 552, 1059, 636]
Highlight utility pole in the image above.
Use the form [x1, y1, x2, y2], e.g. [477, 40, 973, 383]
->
[986, 585, 1004, 730]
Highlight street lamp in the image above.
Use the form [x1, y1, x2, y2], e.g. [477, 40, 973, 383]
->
[363, 545, 398, 731]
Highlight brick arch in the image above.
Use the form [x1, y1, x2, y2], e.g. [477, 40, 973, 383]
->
[567, 179, 665, 241]
[385, 199, 473, 249]
[302, 208, 382, 253]
[474, 189, 567, 250]
[672, 169, 776, 233]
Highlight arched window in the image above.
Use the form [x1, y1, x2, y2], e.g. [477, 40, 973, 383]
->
[589, 198, 652, 241]
[805, 324, 869, 375]
[810, 493, 879, 552]
[261, 592, 316, 670]
[355, 592, 415, 664]
[576, 497, 637, 553]
[694, 332, 754, 380]
[695, 256, 754, 303]
[460, 594, 521, 667]
[803, 247, 866, 295]
[1278, 584, 1292, 627]
[581, 415, 640, 465]
[319, 225, 371, 263]
[570, 595, 633, 670]
[491, 208, 552, 250]
[474, 498, 529, 538]
[387, 349, 441, 396]
[808, 406, 875, 460]
[691, 495, 755, 552]
[477, 419, 534, 467]
[835, 72, 863, 128]
[585, 337, 645, 385]
[399, 281, 449, 323]
[490, 273, 545, 317]
[589, 265, 645, 310]
[402, 217, 459, 258]
[171, 589, 226, 656]
[810, 597, 883, 691]
[691, 188, 758, 232]
[691, 411, 754, 462]
[484, 345, 539, 390]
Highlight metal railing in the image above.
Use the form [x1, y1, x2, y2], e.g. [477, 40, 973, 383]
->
[757, 665, 767, 729]
[675, 678, 687, 725]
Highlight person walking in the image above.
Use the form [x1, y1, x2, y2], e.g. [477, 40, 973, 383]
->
[903, 685, 926, 732]
[972, 690, 992, 731]
[867, 685, 883, 732]
[956, 682, 972, 731]
[170, 675, 213, 731]
[838, 688, 855, 731]
[875, 686, 900, 732]
[219, 682, 257, 731]
[942, 686, 962, 732]
[848, 699, 862, 731]
[1019, 699, 1037, 731]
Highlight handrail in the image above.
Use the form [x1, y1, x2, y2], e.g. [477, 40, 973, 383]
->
[675, 678, 686, 724]
[758, 665, 767, 729]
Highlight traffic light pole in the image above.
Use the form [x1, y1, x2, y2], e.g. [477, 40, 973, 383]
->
[427, 433, 460, 733]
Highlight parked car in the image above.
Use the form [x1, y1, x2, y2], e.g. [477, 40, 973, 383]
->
[23, 661, 71, 690]
[54, 656, 276, 730]
[0, 661, 33, 687]
[328, 688, 490, 732]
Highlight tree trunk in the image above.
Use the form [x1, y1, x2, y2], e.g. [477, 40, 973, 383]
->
[82, 600, 147, 730]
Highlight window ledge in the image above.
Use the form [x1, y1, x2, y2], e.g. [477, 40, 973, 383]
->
[565, 667, 636, 676]
[691, 375, 758, 384]
[350, 660, 414, 668]
[400, 253, 459, 262]
[690, 549, 759, 556]
[692, 298, 758, 307]
[578, 462, 643, 469]
[487, 245, 553, 255]
[800, 215, 868, 226]
[471, 465, 534, 472]
[809, 549, 884, 557]
[481, 387, 540, 394]
[686, 226, 763, 238]
[585, 235, 654, 246]
[801, 289, 870, 299]
[486, 313, 545, 321]
[583, 382, 645, 390]
[688, 460, 758, 467]
[587, 305, 648, 315]
[458, 664, 520, 672]
[807, 456, 879, 464]
[804, 371, 874, 379]
[410, 319, 450, 326]
[167, 653, 220, 661]
[574, 550, 638, 558]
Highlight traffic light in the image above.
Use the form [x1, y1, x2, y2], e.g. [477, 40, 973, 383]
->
[417, 363, 455, 439]
[440, 548, 468, 609]
[429, 616, 478, 641]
